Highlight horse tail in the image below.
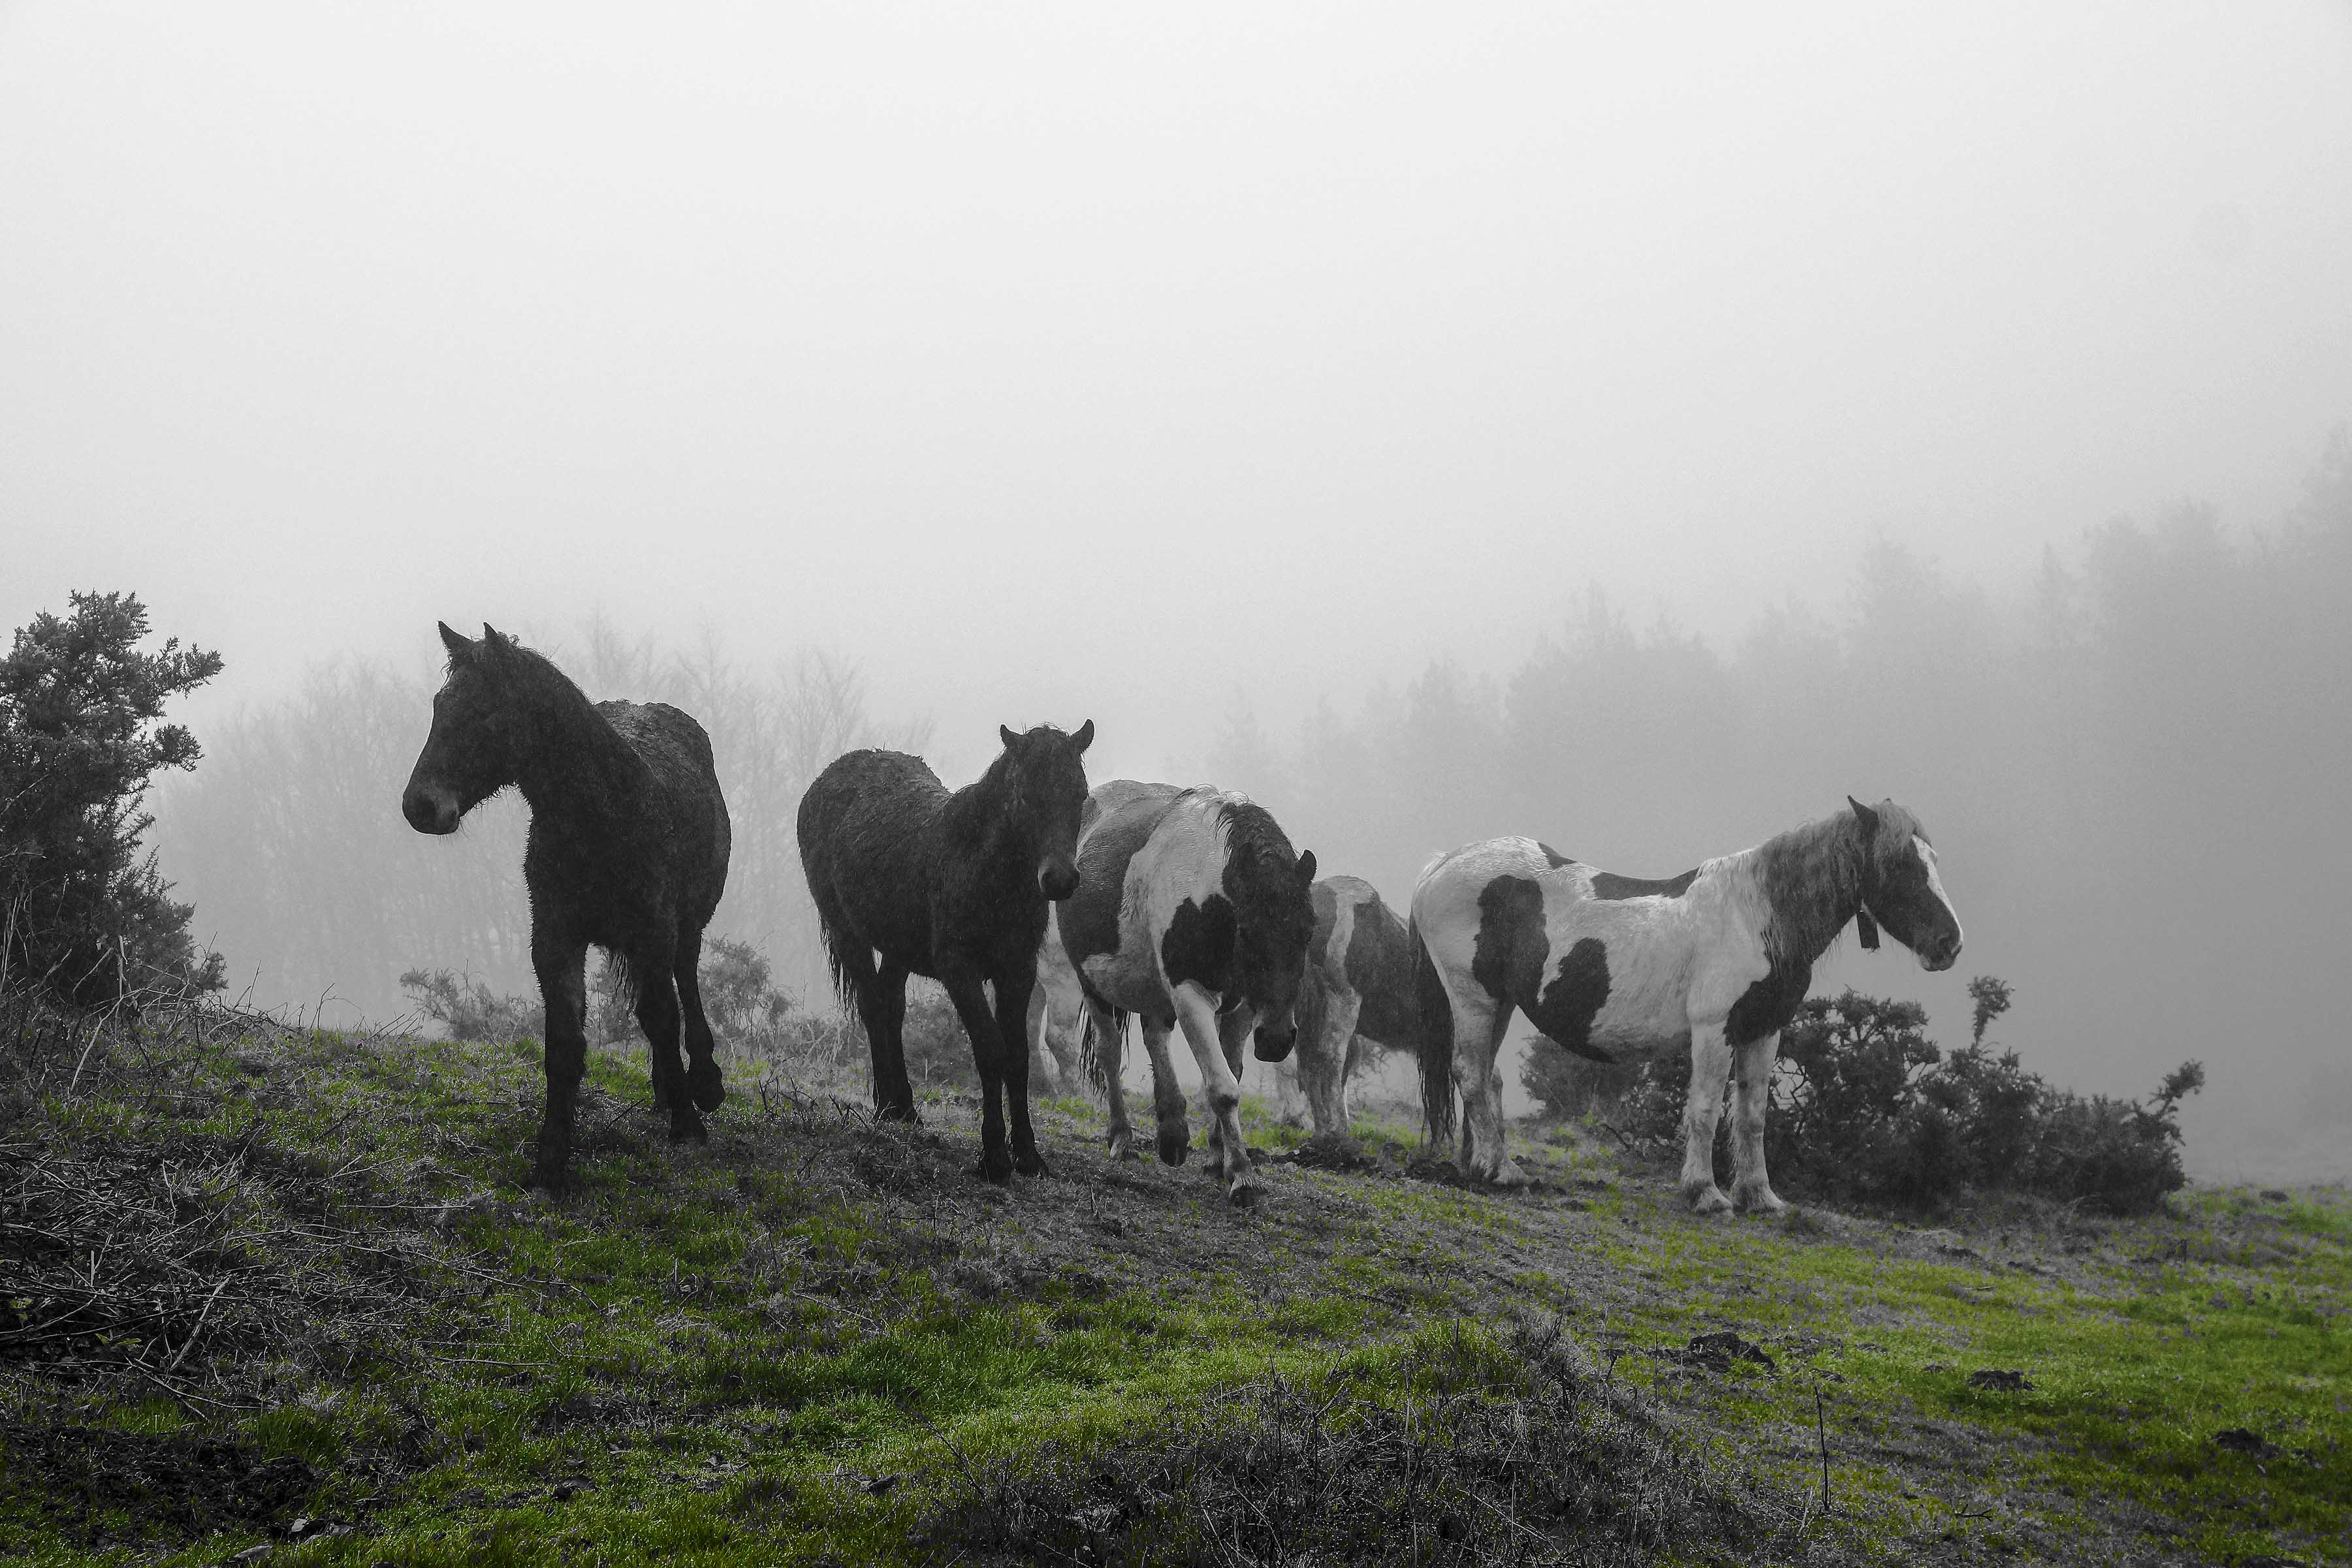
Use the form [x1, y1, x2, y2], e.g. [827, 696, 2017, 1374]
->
[1075, 1006, 1126, 1095]
[1411, 914, 1455, 1148]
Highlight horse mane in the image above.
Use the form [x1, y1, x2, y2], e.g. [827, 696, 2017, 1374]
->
[1214, 796, 1294, 871]
[1745, 809, 1868, 971]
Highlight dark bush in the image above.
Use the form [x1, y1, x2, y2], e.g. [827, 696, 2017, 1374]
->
[397, 968, 542, 1043]
[0, 592, 224, 1005]
[1586, 979, 2200, 1214]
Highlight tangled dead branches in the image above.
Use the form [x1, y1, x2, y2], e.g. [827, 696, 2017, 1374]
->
[0, 1131, 436, 1413]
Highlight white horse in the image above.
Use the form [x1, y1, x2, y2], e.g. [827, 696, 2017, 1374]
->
[1410, 797, 1961, 1213]
[1030, 781, 1316, 1205]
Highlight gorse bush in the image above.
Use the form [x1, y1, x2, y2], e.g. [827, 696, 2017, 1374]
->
[396, 968, 543, 1044]
[1546, 978, 2202, 1214]
[0, 592, 224, 1005]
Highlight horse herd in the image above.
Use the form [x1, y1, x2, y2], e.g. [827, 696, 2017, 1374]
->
[402, 623, 1963, 1214]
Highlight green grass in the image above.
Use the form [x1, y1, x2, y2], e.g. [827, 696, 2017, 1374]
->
[3, 1020, 2345, 1566]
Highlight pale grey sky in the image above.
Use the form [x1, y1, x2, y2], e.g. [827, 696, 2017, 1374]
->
[5, 1, 2350, 777]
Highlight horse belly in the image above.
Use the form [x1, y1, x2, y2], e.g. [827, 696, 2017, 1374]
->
[1079, 949, 1166, 1018]
[1539, 918, 1695, 1063]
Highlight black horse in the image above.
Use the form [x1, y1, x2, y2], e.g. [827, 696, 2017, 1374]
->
[797, 722, 1093, 1183]
[402, 623, 731, 1193]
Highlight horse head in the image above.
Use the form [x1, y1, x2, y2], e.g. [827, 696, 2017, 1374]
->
[1849, 796, 1963, 971]
[402, 621, 527, 835]
[1220, 813, 1318, 1061]
[998, 719, 1094, 899]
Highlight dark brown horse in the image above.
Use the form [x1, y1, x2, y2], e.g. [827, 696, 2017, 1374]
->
[401, 623, 731, 1193]
[797, 722, 1093, 1183]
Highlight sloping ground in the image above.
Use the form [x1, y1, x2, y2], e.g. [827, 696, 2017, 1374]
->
[1, 1017, 2344, 1567]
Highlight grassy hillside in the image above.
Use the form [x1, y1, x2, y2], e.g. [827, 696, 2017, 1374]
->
[3, 1014, 2345, 1567]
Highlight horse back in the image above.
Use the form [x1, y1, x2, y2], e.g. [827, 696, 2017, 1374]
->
[559, 699, 729, 930]
[1414, 836, 1744, 1061]
[797, 749, 953, 962]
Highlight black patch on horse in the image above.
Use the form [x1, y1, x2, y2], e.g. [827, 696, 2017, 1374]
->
[1538, 843, 1575, 869]
[1589, 867, 1699, 901]
[1161, 894, 1239, 994]
[1726, 958, 1813, 1048]
[1528, 937, 1614, 1063]
[1060, 793, 1171, 974]
[1344, 887, 1421, 1050]
[1470, 875, 1548, 1005]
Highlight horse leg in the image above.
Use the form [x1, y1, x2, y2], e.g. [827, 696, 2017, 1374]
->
[636, 969, 703, 1144]
[1680, 1023, 1736, 1215]
[530, 933, 590, 1194]
[1301, 987, 1360, 1137]
[852, 959, 917, 1123]
[1137, 1014, 1190, 1167]
[1448, 992, 1525, 1187]
[1270, 1054, 1310, 1129]
[674, 925, 725, 1113]
[993, 967, 1050, 1178]
[1173, 982, 1260, 1205]
[1729, 1031, 1787, 1215]
[939, 964, 1011, 1184]
[1091, 1005, 1139, 1159]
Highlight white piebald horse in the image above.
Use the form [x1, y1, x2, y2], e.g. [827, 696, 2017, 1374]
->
[1278, 875, 1427, 1135]
[1410, 797, 1962, 1213]
[1030, 781, 1316, 1204]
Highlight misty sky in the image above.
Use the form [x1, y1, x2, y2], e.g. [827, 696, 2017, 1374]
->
[7, 1, 2351, 779]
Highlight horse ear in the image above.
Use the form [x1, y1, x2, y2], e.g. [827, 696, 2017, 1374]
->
[1000, 724, 1020, 750]
[437, 621, 474, 659]
[1072, 718, 1094, 753]
[481, 624, 515, 665]
[1296, 849, 1317, 885]
[1856, 909, 1881, 950]
[1847, 795, 1881, 836]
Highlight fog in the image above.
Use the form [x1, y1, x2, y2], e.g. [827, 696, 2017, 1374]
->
[5, 5, 2349, 1178]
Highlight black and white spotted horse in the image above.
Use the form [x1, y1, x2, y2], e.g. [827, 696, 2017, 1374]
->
[1030, 781, 1316, 1205]
[1410, 798, 1962, 1213]
[1275, 876, 1426, 1136]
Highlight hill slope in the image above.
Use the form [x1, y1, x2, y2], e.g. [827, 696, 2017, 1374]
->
[3, 1016, 2345, 1566]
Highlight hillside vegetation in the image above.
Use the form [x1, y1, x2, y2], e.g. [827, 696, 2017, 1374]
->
[2, 1008, 2345, 1567]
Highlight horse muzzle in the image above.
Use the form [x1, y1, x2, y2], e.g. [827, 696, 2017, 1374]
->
[1038, 858, 1080, 901]
[403, 783, 462, 836]
[1253, 1020, 1297, 1064]
[1918, 931, 1962, 973]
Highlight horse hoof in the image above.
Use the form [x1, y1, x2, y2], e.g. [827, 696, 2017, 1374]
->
[1686, 1185, 1734, 1216]
[974, 1155, 1014, 1187]
[1737, 1188, 1788, 1217]
[1156, 1127, 1191, 1168]
[688, 1060, 725, 1113]
[1106, 1129, 1139, 1161]
[1016, 1150, 1052, 1179]
[669, 1114, 709, 1146]
[530, 1163, 573, 1196]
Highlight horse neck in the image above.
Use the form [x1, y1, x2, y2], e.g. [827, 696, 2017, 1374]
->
[1738, 810, 1866, 965]
[509, 675, 646, 822]
[941, 757, 1039, 878]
